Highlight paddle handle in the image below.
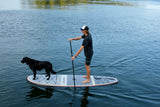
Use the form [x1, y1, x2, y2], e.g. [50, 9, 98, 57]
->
[70, 41, 76, 83]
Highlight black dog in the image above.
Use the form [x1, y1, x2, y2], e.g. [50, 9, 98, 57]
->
[21, 57, 56, 80]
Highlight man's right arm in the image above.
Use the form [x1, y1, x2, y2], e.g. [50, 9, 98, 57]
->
[68, 36, 82, 41]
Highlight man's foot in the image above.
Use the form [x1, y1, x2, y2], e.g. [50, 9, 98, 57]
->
[83, 75, 87, 78]
[82, 79, 90, 83]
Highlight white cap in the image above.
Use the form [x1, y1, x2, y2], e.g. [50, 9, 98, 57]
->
[80, 26, 89, 30]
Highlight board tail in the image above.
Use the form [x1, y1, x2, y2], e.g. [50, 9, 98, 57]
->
[51, 69, 56, 74]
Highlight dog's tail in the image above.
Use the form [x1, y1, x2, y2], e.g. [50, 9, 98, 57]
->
[51, 69, 56, 74]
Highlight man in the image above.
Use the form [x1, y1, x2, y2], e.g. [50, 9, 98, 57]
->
[68, 26, 93, 83]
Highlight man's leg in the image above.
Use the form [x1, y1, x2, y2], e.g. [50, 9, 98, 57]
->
[82, 64, 91, 83]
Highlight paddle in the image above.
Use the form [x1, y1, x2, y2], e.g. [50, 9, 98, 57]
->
[69, 41, 76, 86]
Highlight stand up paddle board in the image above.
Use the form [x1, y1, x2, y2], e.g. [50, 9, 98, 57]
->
[27, 74, 118, 87]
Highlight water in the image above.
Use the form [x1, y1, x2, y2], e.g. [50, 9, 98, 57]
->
[0, 0, 160, 106]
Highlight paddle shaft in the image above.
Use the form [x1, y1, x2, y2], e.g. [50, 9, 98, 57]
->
[70, 41, 76, 85]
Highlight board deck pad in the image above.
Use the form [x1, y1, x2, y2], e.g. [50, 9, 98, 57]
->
[27, 74, 118, 87]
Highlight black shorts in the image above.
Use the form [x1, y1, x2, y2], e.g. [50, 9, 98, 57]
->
[85, 57, 92, 65]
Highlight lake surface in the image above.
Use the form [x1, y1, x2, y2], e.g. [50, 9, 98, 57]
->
[0, 0, 160, 107]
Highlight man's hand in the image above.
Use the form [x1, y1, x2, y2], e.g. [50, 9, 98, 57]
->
[71, 56, 75, 60]
[68, 38, 72, 41]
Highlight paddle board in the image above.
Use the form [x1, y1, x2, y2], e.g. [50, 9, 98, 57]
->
[27, 74, 118, 87]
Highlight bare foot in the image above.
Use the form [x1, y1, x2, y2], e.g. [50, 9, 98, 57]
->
[82, 79, 90, 83]
[83, 76, 87, 78]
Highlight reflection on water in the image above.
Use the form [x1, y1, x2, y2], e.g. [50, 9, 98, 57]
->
[0, 0, 160, 10]
[80, 87, 90, 107]
[26, 86, 53, 101]
[1, 0, 160, 10]
[26, 86, 91, 106]
[69, 87, 90, 107]
[22, 0, 135, 9]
